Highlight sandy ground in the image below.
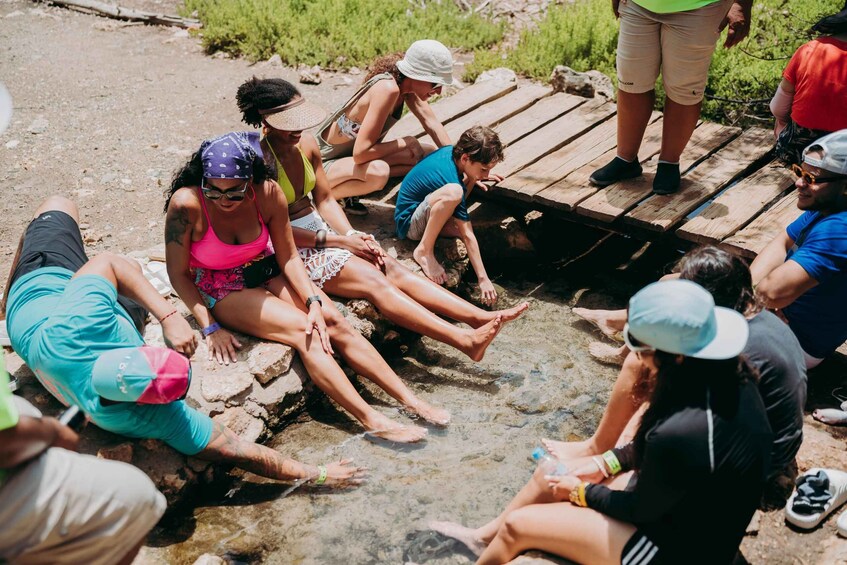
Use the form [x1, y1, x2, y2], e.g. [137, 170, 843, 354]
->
[1, 2, 847, 564]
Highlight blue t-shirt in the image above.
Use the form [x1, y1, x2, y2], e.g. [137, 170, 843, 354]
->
[783, 211, 847, 358]
[7, 269, 213, 455]
[394, 146, 469, 239]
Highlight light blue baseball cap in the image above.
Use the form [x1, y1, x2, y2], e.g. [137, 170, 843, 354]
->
[624, 279, 748, 360]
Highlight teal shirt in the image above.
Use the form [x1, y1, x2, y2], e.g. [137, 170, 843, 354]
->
[7, 270, 213, 455]
[631, 0, 721, 13]
[0, 353, 19, 485]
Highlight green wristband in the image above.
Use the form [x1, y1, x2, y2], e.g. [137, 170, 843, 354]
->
[602, 450, 622, 476]
[314, 465, 328, 485]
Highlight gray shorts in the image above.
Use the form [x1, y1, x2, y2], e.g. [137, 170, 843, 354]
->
[0, 417, 166, 564]
[405, 197, 432, 241]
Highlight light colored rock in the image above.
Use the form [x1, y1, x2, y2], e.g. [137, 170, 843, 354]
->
[200, 367, 254, 403]
[5, 139, 19, 148]
[266, 54, 282, 67]
[550, 65, 594, 98]
[97, 442, 134, 464]
[193, 555, 226, 565]
[298, 64, 321, 85]
[585, 70, 615, 99]
[213, 406, 264, 443]
[347, 299, 381, 323]
[247, 341, 295, 384]
[475, 67, 517, 84]
[247, 368, 306, 421]
[27, 116, 48, 134]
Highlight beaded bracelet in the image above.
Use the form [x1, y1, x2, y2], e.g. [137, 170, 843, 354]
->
[159, 310, 178, 323]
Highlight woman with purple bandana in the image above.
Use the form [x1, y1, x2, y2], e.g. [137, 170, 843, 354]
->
[164, 132, 447, 443]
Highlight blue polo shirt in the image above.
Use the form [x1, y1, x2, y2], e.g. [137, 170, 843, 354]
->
[783, 211, 847, 358]
[395, 146, 469, 239]
[6, 270, 213, 455]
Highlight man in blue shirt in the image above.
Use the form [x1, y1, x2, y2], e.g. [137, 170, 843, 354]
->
[2, 195, 363, 486]
[752, 130, 847, 371]
[395, 126, 504, 305]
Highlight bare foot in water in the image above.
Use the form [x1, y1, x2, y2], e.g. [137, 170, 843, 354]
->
[365, 414, 428, 443]
[588, 342, 628, 365]
[403, 399, 451, 426]
[541, 438, 593, 462]
[429, 521, 487, 557]
[462, 316, 502, 362]
[573, 307, 626, 339]
[413, 245, 448, 284]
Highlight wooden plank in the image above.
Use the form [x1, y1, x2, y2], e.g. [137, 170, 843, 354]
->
[383, 80, 517, 142]
[534, 117, 667, 212]
[491, 99, 617, 179]
[493, 92, 586, 146]
[676, 160, 795, 244]
[418, 84, 552, 146]
[624, 128, 774, 233]
[576, 122, 741, 223]
[500, 112, 660, 203]
[721, 192, 801, 258]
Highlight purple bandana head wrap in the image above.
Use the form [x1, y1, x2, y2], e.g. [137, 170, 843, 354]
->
[200, 132, 259, 179]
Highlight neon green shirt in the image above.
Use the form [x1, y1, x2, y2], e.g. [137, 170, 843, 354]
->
[0, 352, 19, 485]
[631, 0, 721, 14]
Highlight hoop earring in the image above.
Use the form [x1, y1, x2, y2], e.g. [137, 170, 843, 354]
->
[262, 125, 270, 137]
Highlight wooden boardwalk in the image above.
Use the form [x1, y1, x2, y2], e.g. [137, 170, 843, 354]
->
[375, 79, 799, 259]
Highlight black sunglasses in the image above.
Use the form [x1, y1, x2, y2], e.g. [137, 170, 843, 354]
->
[201, 179, 250, 201]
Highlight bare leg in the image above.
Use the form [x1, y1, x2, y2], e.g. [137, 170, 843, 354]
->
[659, 97, 702, 163]
[477, 503, 636, 565]
[213, 287, 426, 443]
[321, 259, 503, 362]
[2, 196, 80, 316]
[572, 307, 627, 338]
[616, 90, 655, 161]
[382, 142, 437, 177]
[381, 255, 528, 328]
[544, 352, 648, 461]
[326, 157, 391, 199]
[412, 185, 464, 284]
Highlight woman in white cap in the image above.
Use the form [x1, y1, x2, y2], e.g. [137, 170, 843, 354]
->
[431, 280, 773, 565]
[315, 40, 456, 215]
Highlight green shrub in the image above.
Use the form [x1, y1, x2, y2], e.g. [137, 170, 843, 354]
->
[467, 0, 842, 125]
[183, 0, 504, 69]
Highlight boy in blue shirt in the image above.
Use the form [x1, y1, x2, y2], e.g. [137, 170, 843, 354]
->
[395, 126, 504, 305]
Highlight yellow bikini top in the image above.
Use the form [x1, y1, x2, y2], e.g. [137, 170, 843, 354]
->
[264, 140, 316, 205]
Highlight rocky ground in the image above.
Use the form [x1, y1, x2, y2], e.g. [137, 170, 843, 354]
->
[1, 1, 846, 564]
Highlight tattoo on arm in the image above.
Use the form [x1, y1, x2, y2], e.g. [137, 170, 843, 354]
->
[165, 207, 191, 247]
[200, 423, 309, 482]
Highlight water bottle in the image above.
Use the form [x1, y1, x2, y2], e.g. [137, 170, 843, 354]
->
[531, 447, 568, 476]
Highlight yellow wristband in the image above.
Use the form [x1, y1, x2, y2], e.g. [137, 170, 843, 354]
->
[314, 465, 328, 485]
[578, 482, 588, 507]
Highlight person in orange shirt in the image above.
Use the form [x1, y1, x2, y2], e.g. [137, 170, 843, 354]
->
[772, 2, 847, 164]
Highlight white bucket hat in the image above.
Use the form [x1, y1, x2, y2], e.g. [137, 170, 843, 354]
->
[803, 129, 847, 176]
[396, 40, 455, 86]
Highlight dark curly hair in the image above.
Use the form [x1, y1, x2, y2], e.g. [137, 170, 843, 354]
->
[363, 52, 405, 84]
[163, 149, 270, 213]
[676, 245, 760, 317]
[236, 76, 301, 128]
[453, 125, 505, 164]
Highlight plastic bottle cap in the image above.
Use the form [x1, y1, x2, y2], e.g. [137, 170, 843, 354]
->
[531, 447, 546, 461]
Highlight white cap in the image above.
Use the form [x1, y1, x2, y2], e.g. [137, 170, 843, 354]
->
[396, 40, 455, 86]
[803, 129, 847, 175]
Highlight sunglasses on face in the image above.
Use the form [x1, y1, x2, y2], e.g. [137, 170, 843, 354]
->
[201, 179, 250, 201]
[791, 164, 844, 185]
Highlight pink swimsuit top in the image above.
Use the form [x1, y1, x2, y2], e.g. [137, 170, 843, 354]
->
[189, 187, 271, 270]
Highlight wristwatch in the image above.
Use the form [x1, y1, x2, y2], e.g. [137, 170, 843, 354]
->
[305, 295, 322, 309]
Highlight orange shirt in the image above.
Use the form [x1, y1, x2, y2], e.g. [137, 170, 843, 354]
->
[784, 37, 847, 132]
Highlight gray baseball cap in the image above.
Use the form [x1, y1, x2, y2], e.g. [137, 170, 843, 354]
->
[803, 129, 847, 176]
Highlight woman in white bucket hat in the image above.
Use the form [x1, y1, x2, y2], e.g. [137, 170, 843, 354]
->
[315, 40, 456, 215]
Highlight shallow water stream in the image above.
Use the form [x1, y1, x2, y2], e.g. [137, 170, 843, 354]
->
[146, 233, 674, 565]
